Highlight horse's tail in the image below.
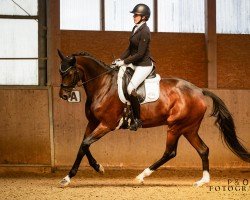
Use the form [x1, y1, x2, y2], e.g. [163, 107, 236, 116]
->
[202, 89, 250, 162]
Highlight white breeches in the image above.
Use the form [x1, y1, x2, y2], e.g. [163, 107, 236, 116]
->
[127, 65, 153, 95]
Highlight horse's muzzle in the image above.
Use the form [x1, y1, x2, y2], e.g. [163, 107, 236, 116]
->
[59, 88, 71, 100]
[61, 95, 68, 100]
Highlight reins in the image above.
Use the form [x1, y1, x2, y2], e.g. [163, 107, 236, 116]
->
[80, 67, 116, 86]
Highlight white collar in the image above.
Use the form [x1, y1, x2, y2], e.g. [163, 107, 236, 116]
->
[135, 21, 145, 29]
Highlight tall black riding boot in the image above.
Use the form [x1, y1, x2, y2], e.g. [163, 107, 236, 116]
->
[129, 91, 142, 131]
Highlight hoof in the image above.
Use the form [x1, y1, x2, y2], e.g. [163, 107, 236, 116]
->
[98, 164, 105, 174]
[193, 180, 209, 187]
[135, 176, 144, 184]
[60, 175, 70, 187]
[194, 171, 210, 187]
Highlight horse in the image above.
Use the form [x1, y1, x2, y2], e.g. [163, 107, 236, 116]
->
[57, 50, 250, 187]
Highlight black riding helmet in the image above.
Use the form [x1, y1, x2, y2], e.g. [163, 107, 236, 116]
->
[130, 4, 151, 21]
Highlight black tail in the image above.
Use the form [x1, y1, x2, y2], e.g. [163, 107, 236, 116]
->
[203, 89, 250, 162]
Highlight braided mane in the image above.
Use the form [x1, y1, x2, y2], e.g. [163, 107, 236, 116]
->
[72, 51, 109, 69]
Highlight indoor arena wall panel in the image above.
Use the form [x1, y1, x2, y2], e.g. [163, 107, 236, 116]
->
[217, 34, 250, 89]
[0, 89, 50, 165]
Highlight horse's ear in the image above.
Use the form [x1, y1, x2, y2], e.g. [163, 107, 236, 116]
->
[57, 49, 65, 60]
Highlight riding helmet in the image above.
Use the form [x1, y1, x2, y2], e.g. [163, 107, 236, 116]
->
[130, 4, 151, 20]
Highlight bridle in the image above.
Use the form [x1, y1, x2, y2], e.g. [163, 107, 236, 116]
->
[60, 65, 80, 92]
[60, 63, 116, 92]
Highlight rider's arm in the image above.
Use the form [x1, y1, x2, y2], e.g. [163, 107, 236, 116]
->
[120, 45, 130, 60]
[123, 30, 150, 64]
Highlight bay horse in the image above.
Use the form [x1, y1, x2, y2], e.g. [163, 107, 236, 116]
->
[57, 50, 250, 187]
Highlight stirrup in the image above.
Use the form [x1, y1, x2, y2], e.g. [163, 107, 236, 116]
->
[129, 119, 142, 131]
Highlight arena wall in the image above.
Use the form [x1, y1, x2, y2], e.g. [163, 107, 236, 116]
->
[0, 89, 51, 166]
[217, 34, 250, 89]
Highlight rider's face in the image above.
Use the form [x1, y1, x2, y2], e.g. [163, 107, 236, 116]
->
[133, 14, 142, 24]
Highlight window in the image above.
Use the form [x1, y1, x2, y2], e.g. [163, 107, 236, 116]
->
[60, 0, 100, 30]
[158, 0, 204, 33]
[0, 19, 38, 58]
[0, 60, 38, 85]
[0, 0, 38, 85]
[105, 0, 154, 31]
[0, 0, 37, 15]
[217, 0, 250, 34]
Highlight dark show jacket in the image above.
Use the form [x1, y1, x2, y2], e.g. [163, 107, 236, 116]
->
[120, 23, 153, 66]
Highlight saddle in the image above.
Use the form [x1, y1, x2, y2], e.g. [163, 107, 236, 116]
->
[122, 66, 156, 103]
[116, 65, 161, 130]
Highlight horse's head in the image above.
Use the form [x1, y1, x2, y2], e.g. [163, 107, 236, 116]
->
[58, 50, 81, 100]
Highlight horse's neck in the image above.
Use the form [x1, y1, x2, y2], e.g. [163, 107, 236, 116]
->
[77, 56, 112, 99]
[78, 56, 107, 79]
[84, 73, 114, 101]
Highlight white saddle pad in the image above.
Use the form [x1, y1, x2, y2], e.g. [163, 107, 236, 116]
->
[117, 65, 161, 105]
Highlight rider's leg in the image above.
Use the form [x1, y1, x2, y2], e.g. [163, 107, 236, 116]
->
[127, 65, 153, 131]
[127, 66, 153, 95]
[128, 89, 142, 130]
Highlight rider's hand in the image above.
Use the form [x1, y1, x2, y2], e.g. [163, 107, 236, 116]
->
[116, 60, 124, 67]
[112, 58, 121, 65]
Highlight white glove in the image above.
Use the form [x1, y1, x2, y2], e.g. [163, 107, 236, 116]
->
[112, 58, 121, 65]
[116, 60, 124, 67]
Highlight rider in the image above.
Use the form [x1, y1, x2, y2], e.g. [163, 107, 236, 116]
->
[115, 4, 154, 131]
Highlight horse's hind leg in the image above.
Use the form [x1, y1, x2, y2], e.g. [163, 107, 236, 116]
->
[135, 129, 180, 183]
[184, 132, 210, 187]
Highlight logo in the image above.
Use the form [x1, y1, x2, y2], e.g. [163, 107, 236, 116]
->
[208, 178, 249, 192]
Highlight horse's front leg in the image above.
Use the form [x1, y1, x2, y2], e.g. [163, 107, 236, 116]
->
[60, 122, 110, 187]
[85, 146, 104, 174]
[81, 122, 105, 174]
